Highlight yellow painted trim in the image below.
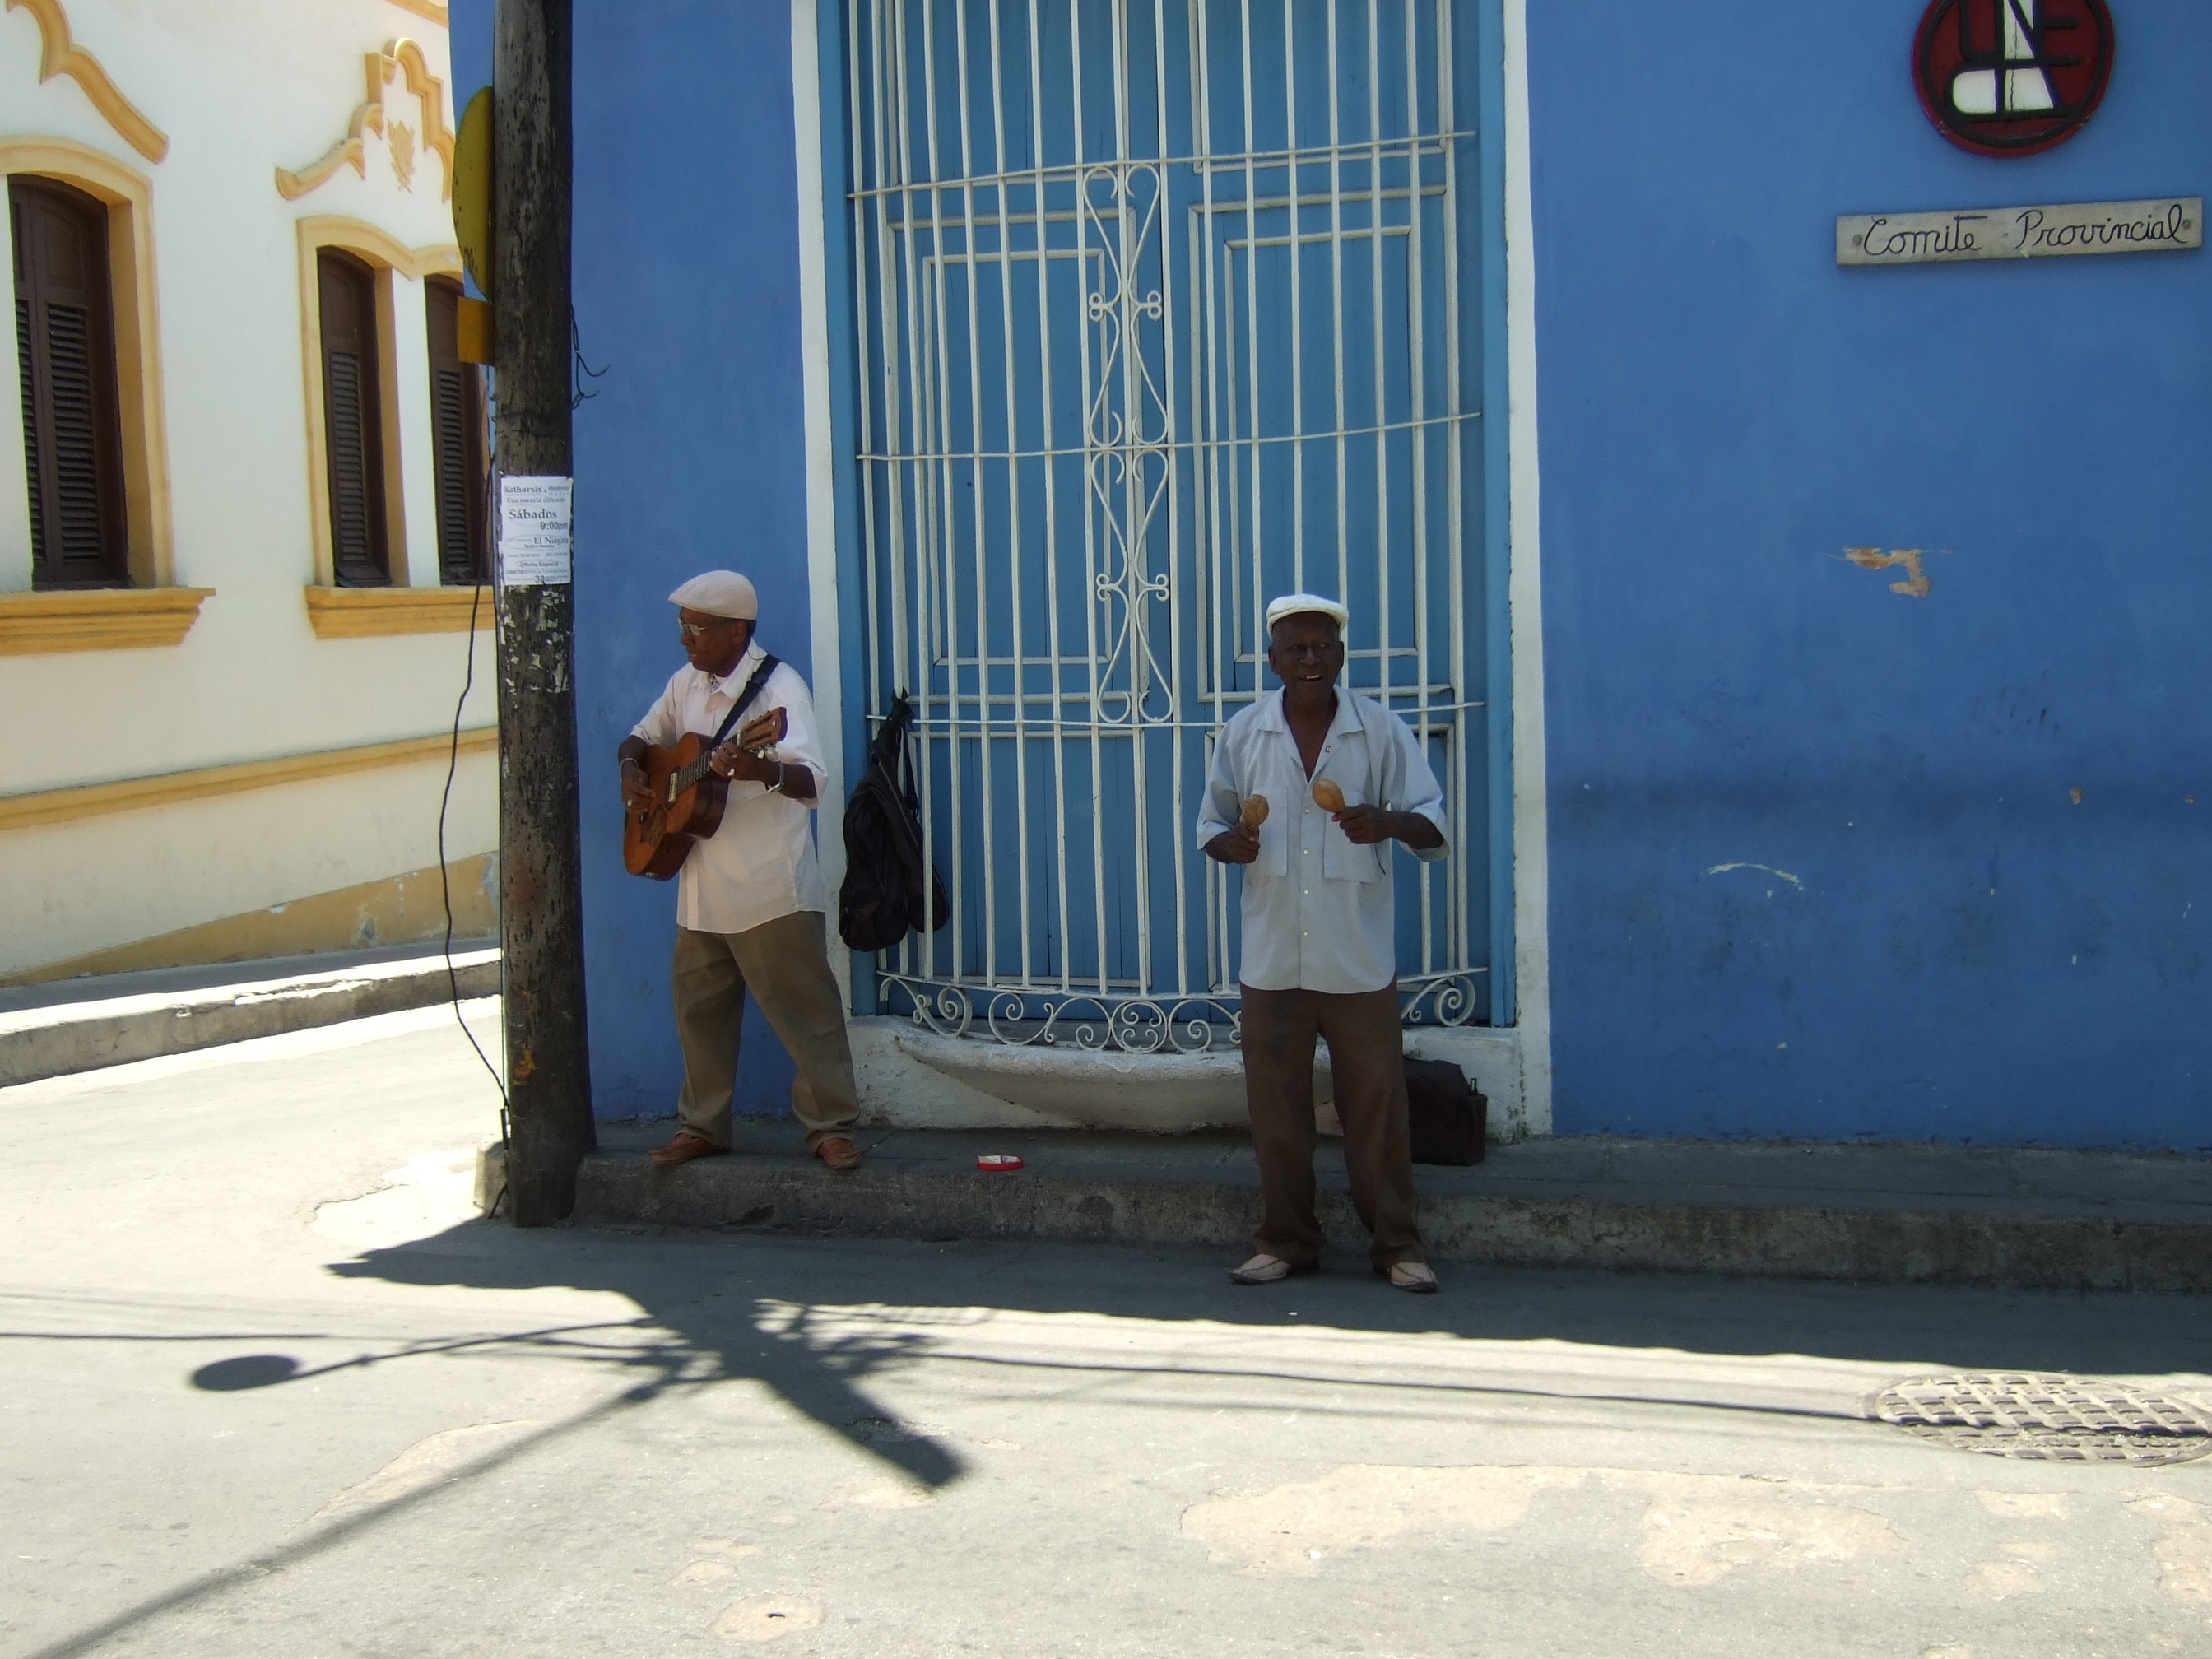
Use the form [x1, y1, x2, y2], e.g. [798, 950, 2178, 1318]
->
[383, 0, 450, 27]
[1, 853, 497, 985]
[0, 137, 175, 588]
[276, 38, 457, 204]
[2, 0, 169, 163]
[305, 583, 492, 637]
[0, 585, 210, 655]
[297, 215, 460, 283]
[295, 217, 462, 588]
[0, 726, 497, 833]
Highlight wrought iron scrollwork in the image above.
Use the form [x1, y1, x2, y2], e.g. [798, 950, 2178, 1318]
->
[1399, 974, 1480, 1027]
[882, 976, 1241, 1053]
[892, 978, 974, 1040]
[1079, 160, 1174, 729]
[881, 974, 1487, 1047]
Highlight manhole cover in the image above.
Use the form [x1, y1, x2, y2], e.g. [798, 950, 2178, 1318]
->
[1869, 1373, 2212, 1466]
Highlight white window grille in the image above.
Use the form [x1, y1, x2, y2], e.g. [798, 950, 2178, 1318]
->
[845, 0, 1491, 1049]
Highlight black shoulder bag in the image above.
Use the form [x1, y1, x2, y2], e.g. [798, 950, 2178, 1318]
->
[838, 692, 950, 951]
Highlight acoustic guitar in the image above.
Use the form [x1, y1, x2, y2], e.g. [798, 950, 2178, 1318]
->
[623, 706, 788, 880]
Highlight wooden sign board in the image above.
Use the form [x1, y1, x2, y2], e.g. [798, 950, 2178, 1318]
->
[1838, 198, 2201, 267]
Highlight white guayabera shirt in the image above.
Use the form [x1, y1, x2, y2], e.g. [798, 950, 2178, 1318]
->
[630, 639, 831, 936]
[1196, 688, 1449, 996]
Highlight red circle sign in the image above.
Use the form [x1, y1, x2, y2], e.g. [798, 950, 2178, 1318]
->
[1914, 0, 2116, 157]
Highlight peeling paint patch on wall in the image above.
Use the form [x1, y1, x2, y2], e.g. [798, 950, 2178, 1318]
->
[1844, 547, 1932, 598]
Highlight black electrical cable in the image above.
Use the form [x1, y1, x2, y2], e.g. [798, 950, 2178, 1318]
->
[439, 364, 509, 1170]
[437, 573, 509, 1131]
[570, 305, 608, 408]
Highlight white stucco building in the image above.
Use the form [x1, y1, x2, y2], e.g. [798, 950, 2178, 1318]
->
[0, 0, 496, 983]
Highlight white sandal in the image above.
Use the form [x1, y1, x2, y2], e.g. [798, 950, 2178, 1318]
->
[1230, 1252, 1294, 1285]
[1386, 1261, 1439, 1294]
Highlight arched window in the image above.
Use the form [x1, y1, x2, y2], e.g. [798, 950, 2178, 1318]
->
[316, 246, 391, 585]
[9, 174, 128, 589]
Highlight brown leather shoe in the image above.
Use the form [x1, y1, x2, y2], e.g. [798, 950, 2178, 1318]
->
[815, 1136, 862, 1173]
[649, 1130, 726, 1168]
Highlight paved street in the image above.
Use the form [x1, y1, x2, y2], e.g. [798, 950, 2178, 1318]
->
[4, 1007, 2210, 1659]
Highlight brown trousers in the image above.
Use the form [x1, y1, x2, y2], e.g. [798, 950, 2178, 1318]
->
[672, 911, 861, 1151]
[1240, 983, 1424, 1271]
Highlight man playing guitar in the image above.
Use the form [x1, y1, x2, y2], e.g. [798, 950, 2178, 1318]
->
[616, 570, 864, 1172]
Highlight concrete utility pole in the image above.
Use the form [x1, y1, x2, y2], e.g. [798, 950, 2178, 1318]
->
[494, 0, 592, 1224]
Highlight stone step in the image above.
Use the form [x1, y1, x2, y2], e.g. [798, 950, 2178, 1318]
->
[0, 941, 500, 1087]
[482, 1118, 2212, 1294]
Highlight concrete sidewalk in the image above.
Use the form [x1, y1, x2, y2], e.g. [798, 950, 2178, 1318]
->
[29, 943, 2196, 1299]
[523, 1118, 2212, 1294]
[0, 940, 500, 1087]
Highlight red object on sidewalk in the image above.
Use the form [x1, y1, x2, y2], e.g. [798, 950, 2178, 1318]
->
[976, 1154, 1025, 1173]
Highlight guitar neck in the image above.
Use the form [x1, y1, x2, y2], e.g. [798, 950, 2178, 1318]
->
[674, 753, 716, 796]
[664, 696, 783, 804]
[670, 731, 776, 800]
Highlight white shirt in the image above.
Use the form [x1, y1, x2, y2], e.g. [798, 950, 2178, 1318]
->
[630, 642, 830, 936]
[1195, 689, 1449, 995]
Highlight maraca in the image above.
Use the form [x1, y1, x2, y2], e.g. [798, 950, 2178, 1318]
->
[1240, 794, 1270, 830]
[1311, 778, 1345, 813]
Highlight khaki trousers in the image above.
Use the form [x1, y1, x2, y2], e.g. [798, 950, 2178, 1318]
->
[1240, 983, 1424, 1271]
[672, 911, 861, 1151]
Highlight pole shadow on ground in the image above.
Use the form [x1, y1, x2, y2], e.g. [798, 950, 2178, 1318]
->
[303, 1208, 2212, 1461]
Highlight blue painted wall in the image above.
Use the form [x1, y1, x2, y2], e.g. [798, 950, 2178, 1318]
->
[1527, 2, 2212, 1146]
[448, 4, 488, 138]
[452, 0, 816, 1119]
[458, 0, 2209, 1147]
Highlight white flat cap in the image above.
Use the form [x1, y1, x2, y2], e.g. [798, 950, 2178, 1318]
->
[1265, 592, 1349, 631]
[668, 570, 759, 620]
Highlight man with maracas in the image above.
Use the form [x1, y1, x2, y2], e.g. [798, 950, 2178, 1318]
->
[1197, 594, 1449, 1292]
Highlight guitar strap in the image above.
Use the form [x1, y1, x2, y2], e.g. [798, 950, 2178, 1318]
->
[709, 653, 782, 746]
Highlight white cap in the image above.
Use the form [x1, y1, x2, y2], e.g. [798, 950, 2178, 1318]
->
[668, 570, 759, 620]
[1265, 592, 1349, 632]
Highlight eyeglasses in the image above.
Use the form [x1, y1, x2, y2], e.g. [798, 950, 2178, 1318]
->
[679, 620, 734, 639]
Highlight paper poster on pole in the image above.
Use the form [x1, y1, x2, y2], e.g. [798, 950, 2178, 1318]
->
[498, 476, 574, 586]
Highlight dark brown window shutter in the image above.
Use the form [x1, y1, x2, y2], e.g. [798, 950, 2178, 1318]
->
[425, 276, 488, 583]
[8, 176, 129, 589]
[317, 248, 390, 585]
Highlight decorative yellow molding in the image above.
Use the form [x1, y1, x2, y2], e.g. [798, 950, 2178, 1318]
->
[0, 726, 497, 834]
[0, 586, 211, 655]
[276, 37, 455, 203]
[383, 0, 450, 26]
[305, 584, 493, 638]
[2, 0, 168, 163]
[0, 137, 175, 588]
[296, 216, 460, 284]
[295, 219, 462, 588]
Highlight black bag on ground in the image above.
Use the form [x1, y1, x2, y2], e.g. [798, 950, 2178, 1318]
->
[1404, 1057, 1486, 1165]
[838, 692, 950, 952]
